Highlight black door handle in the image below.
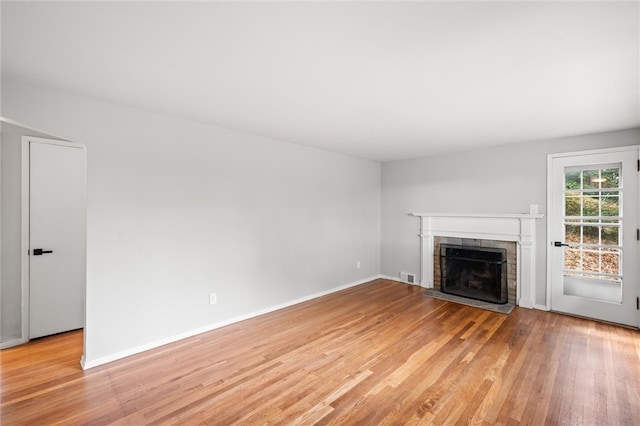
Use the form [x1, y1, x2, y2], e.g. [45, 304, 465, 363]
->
[32, 248, 53, 256]
[553, 241, 569, 247]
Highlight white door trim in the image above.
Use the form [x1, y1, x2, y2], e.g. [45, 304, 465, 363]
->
[21, 136, 87, 344]
[546, 144, 640, 319]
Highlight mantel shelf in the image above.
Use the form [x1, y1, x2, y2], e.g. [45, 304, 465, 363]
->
[411, 212, 544, 219]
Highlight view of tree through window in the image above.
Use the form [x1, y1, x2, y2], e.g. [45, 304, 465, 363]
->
[564, 166, 621, 282]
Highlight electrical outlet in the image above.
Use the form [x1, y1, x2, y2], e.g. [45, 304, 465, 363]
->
[356, 261, 361, 269]
[209, 293, 217, 305]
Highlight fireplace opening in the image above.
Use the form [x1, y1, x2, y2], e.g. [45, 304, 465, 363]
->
[440, 244, 508, 304]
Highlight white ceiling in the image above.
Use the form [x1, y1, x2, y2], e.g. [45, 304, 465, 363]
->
[2, 1, 638, 162]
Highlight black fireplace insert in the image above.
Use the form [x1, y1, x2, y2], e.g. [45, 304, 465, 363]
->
[440, 244, 508, 304]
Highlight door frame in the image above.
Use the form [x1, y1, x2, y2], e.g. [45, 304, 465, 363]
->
[20, 136, 87, 343]
[546, 145, 640, 324]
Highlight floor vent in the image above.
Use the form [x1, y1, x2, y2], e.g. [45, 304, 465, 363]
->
[400, 272, 416, 284]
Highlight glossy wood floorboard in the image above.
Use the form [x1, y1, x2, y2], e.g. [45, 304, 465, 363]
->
[2, 279, 639, 425]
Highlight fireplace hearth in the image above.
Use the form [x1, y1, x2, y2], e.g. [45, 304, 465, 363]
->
[440, 244, 508, 304]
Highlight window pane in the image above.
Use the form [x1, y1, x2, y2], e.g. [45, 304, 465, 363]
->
[565, 195, 580, 216]
[582, 226, 600, 244]
[600, 168, 620, 189]
[565, 249, 580, 270]
[601, 250, 620, 275]
[565, 225, 581, 243]
[601, 226, 619, 246]
[582, 194, 600, 216]
[583, 170, 599, 189]
[582, 250, 600, 273]
[565, 171, 581, 190]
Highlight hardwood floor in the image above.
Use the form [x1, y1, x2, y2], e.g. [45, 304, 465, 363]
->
[2, 279, 639, 425]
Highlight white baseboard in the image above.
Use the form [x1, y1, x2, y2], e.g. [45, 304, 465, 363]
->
[517, 298, 534, 309]
[0, 338, 27, 349]
[511, 298, 550, 311]
[81, 276, 378, 370]
[534, 303, 550, 311]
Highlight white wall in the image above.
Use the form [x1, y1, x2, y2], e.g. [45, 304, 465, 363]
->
[0, 122, 25, 345]
[381, 128, 639, 306]
[2, 79, 381, 364]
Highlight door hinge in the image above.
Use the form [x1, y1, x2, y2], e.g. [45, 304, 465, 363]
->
[637, 228, 640, 241]
[637, 297, 639, 310]
[637, 159, 639, 171]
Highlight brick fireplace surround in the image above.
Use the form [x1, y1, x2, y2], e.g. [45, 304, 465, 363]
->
[411, 213, 544, 308]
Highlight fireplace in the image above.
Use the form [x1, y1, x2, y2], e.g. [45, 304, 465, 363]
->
[434, 237, 516, 304]
[440, 244, 508, 304]
[411, 212, 544, 309]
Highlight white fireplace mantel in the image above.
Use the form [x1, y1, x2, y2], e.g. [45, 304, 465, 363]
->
[411, 212, 544, 309]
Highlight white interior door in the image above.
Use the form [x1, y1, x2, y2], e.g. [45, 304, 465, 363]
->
[29, 139, 86, 339]
[549, 148, 639, 327]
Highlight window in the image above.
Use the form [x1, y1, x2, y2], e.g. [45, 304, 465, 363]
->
[563, 165, 621, 282]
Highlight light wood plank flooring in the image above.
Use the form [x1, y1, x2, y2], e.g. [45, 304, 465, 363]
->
[2, 279, 639, 425]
